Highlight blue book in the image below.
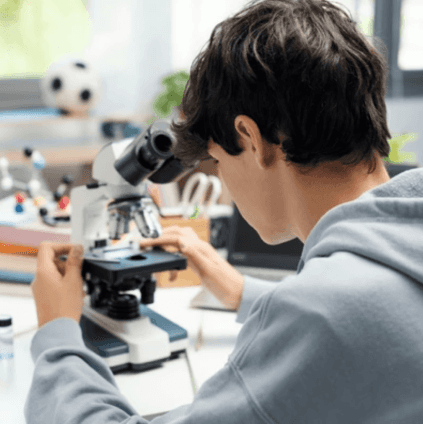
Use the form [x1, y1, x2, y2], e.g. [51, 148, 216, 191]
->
[0, 269, 34, 296]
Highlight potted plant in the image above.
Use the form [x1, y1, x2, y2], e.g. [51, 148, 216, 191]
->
[383, 132, 419, 177]
[148, 70, 189, 124]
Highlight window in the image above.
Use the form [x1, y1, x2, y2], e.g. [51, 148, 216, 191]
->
[398, 0, 423, 70]
[171, 0, 376, 72]
[0, 0, 92, 110]
[374, 0, 423, 97]
[0, 0, 91, 79]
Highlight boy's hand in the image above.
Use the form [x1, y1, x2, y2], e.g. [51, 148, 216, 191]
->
[139, 226, 244, 310]
[32, 242, 85, 328]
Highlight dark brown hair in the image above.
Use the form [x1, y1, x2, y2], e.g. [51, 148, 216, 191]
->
[170, 0, 391, 174]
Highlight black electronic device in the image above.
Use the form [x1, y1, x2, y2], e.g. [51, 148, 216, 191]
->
[227, 203, 304, 271]
[384, 162, 419, 178]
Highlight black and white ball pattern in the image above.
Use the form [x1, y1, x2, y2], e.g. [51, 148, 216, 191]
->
[41, 60, 102, 115]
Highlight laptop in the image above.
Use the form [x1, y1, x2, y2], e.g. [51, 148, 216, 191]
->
[190, 204, 304, 311]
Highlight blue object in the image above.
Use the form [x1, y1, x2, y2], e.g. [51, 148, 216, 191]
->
[100, 122, 142, 139]
[0, 108, 63, 122]
[0, 270, 34, 284]
[15, 204, 24, 213]
[80, 315, 129, 358]
[123, 123, 142, 138]
[32, 157, 46, 170]
[101, 122, 115, 138]
[139, 304, 187, 342]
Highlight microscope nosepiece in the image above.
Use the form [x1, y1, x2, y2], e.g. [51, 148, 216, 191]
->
[108, 212, 126, 240]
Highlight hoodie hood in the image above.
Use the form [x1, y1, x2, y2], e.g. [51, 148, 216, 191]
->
[297, 167, 423, 286]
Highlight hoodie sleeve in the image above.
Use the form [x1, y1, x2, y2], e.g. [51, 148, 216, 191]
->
[236, 275, 280, 323]
[24, 318, 145, 424]
[25, 309, 272, 424]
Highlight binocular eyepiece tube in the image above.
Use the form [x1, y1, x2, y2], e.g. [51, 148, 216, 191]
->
[114, 120, 178, 186]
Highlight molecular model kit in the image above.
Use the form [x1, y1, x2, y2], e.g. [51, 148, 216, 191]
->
[0, 148, 73, 227]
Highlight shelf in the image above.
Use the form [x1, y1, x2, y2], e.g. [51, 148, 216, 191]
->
[0, 109, 151, 155]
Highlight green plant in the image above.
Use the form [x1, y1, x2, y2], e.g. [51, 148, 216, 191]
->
[148, 70, 189, 125]
[383, 133, 418, 165]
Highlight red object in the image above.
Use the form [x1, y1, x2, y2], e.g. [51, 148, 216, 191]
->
[15, 193, 25, 204]
[58, 196, 70, 210]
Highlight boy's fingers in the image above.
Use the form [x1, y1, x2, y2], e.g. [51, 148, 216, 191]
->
[140, 236, 190, 254]
[38, 243, 74, 271]
[139, 234, 178, 249]
[65, 245, 84, 277]
[139, 226, 183, 244]
[170, 270, 178, 282]
[38, 242, 74, 259]
[53, 259, 66, 276]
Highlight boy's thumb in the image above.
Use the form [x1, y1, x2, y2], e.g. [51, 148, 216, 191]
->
[66, 244, 84, 274]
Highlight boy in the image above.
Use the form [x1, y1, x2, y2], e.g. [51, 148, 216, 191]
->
[27, 1, 423, 422]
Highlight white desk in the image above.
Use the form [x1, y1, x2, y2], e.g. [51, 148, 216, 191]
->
[0, 287, 243, 423]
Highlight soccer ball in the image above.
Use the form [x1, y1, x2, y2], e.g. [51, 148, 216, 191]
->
[41, 59, 102, 115]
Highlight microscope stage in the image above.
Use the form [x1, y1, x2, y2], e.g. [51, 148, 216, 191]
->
[82, 248, 187, 285]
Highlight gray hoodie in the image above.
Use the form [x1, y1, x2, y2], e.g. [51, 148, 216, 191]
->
[25, 168, 423, 423]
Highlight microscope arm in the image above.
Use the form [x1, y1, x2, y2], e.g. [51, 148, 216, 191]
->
[70, 184, 110, 251]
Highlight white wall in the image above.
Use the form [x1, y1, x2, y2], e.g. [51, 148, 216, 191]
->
[84, 0, 173, 118]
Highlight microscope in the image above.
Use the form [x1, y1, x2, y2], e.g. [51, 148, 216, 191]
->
[71, 120, 195, 373]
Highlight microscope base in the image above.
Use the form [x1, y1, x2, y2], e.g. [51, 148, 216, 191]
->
[80, 303, 188, 373]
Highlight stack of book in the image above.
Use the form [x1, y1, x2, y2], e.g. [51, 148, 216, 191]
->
[0, 219, 71, 296]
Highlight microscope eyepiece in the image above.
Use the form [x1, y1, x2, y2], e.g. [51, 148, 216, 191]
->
[114, 120, 180, 186]
[152, 134, 173, 154]
[136, 127, 174, 170]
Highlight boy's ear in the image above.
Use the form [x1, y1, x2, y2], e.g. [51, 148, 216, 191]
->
[234, 115, 279, 169]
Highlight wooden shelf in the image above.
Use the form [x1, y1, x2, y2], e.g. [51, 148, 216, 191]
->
[3, 144, 101, 166]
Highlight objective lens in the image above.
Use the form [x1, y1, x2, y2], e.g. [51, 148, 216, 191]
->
[108, 213, 126, 240]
